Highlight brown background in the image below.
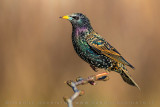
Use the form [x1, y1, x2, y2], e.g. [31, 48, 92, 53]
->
[0, 0, 160, 107]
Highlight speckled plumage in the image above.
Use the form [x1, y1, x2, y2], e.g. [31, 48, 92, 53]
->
[61, 13, 139, 89]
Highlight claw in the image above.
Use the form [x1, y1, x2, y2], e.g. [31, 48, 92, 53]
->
[89, 81, 96, 85]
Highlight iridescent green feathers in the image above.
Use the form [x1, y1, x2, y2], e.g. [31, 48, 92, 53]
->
[86, 31, 135, 69]
[61, 13, 139, 89]
[86, 31, 140, 89]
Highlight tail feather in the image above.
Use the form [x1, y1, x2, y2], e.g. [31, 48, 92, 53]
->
[120, 70, 140, 90]
[120, 56, 135, 69]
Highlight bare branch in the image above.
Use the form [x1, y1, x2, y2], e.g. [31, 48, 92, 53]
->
[63, 72, 109, 107]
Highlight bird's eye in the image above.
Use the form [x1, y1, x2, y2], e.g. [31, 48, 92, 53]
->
[72, 16, 79, 20]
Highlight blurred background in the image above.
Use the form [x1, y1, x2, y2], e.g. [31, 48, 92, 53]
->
[0, 0, 160, 107]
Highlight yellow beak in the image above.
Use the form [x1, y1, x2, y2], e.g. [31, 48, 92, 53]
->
[62, 15, 69, 19]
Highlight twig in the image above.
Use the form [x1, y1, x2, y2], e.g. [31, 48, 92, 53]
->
[63, 72, 110, 107]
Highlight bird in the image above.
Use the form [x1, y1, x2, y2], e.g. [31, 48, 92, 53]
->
[60, 13, 140, 89]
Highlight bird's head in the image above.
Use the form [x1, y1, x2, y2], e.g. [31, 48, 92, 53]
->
[60, 13, 92, 29]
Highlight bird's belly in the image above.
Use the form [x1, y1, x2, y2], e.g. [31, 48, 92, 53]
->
[73, 42, 112, 69]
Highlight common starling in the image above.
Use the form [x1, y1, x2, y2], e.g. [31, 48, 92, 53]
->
[60, 13, 140, 89]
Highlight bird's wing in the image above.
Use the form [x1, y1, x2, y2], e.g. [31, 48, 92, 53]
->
[86, 31, 134, 69]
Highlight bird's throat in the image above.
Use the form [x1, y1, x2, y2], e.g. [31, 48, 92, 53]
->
[75, 27, 88, 36]
[73, 26, 93, 37]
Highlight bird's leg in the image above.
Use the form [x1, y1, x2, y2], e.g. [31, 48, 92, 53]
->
[90, 65, 98, 72]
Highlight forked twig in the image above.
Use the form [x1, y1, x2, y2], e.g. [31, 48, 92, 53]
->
[63, 72, 110, 107]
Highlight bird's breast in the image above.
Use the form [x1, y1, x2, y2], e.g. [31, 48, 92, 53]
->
[71, 28, 112, 69]
[72, 34, 110, 68]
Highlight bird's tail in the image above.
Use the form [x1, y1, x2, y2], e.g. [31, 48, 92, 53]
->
[119, 68, 140, 90]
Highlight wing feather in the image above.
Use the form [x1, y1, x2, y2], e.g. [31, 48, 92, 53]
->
[86, 31, 134, 69]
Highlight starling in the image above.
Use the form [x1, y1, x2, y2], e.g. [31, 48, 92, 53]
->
[60, 13, 140, 89]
